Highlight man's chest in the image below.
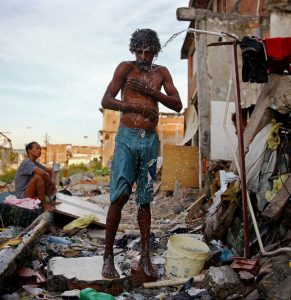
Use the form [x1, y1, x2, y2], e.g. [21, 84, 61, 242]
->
[126, 69, 163, 89]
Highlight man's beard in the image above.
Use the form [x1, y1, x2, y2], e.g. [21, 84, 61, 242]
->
[136, 61, 152, 71]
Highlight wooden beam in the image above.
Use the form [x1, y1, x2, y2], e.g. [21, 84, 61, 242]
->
[176, 7, 196, 21]
[262, 176, 291, 220]
[0, 212, 53, 288]
[143, 274, 205, 288]
[176, 8, 212, 21]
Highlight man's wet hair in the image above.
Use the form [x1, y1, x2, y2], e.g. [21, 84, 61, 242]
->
[25, 141, 38, 154]
[129, 29, 161, 56]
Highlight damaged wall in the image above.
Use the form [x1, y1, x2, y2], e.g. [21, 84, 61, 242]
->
[194, 13, 262, 164]
[178, 0, 291, 186]
[0, 147, 11, 175]
[270, 10, 291, 37]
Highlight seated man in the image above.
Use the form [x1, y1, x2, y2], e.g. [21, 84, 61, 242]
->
[15, 141, 58, 211]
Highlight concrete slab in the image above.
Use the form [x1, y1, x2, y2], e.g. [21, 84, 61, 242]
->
[47, 256, 125, 295]
[55, 193, 107, 227]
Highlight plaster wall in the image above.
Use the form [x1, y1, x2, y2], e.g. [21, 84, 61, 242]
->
[202, 17, 263, 108]
[196, 16, 265, 162]
[270, 13, 291, 37]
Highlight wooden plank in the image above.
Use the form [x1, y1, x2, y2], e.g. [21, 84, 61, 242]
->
[161, 145, 199, 191]
[262, 176, 291, 220]
[55, 193, 107, 227]
[0, 212, 53, 288]
[176, 7, 196, 21]
[143, 274, 205, 288]
[185, 193, 205, 224]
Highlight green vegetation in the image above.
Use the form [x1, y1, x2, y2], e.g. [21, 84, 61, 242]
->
[0, 168, 16, 183]
[60, 160, 109, 178]
[0, 160, 108, 183]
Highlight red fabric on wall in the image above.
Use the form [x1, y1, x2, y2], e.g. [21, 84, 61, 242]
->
[264, 37, 291, 74]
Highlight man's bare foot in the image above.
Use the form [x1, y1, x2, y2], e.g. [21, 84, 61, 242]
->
[102, 255, 120, 279]
[139, 256, 158, 278]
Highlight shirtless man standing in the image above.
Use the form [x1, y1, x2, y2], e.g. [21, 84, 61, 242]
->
[101, 29, 182, 279]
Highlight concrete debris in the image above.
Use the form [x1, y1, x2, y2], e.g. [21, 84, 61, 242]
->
[0, 166, 290, 300]
[47, 256, 125, 295]
[204, 266, 243, 299]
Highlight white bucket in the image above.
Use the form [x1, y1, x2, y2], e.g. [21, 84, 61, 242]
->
[165, 234, 210, 278]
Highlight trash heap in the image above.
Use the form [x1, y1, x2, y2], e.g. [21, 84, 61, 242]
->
[1, 120, 291, 300]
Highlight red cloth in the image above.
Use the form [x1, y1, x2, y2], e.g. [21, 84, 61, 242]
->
[264, 37, 291, 74]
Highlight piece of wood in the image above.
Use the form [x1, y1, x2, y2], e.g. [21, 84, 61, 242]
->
[185, 193, 205, 212]
[153, 181, 161, 196]
[55, 193, 106, 227]
[185, 193, 205, 224]
[176, 7, 196, 21]
[143, 274, 205, 288]
[0, 212, 53, 288]
[161, 145, 199, 191]
[262, 176, 291, 220]
[180, 104, 198, 146]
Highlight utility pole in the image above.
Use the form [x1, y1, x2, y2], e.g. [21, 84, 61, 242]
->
[44, 133, 50, 146]
[43, 133, 50, 165]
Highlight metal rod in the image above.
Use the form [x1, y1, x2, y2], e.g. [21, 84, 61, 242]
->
[188, 28, 225, 36]
[188, 28, 239, 40]
[232, 42, 250, 258]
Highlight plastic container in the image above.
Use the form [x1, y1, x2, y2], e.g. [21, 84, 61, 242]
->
[165, 234, 210, 278]
[80, 288, 115, 300]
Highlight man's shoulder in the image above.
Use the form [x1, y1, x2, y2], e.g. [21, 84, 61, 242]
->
[115, 61, 135, 76]
[118, 61, 135, 69]
[152, 64, 170, 78]
[153, 64, 168, 72]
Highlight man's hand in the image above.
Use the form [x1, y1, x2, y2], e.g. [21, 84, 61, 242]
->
[142, 105, 159, 121]
[127, 79, 155, 96]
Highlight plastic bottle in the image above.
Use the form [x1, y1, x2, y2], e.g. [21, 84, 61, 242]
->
[80, 288, 115, 300]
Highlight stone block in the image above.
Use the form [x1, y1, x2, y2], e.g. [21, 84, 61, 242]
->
[204, 266, 243, 299]
[47, 256, 125, 296]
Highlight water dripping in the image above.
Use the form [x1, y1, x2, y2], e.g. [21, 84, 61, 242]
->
[153, 29, 188, 64]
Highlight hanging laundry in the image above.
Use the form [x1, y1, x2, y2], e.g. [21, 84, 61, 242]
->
[239, 36, 268, 83]
[264, 37, 291, 75]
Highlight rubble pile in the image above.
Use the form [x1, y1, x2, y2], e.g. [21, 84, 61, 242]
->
[0, 181, 15, 193]
[1, 137, 291, 300]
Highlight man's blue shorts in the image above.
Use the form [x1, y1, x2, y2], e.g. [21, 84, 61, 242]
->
[110, 127, 158, 205]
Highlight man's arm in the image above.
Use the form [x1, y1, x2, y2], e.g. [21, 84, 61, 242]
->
[127, 67, 182, 113]
[156, 67, 182, 112]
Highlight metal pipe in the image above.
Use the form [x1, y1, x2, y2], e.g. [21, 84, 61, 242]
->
[232, 42, 250, 258]
[187, 28, 239, 40]
[188, 28, 223, 36]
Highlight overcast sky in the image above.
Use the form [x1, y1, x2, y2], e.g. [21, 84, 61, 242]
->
[0, 0, 189, 149]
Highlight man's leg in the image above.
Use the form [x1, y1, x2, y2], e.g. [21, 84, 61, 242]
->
[25, 175, 56, 212]
[138, 203, 156, 277]
[102, 193, 129, 278]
